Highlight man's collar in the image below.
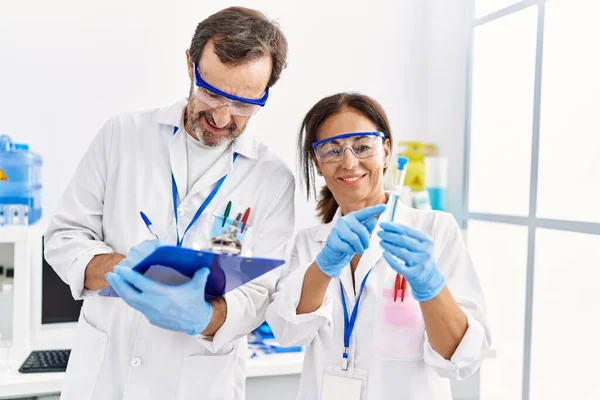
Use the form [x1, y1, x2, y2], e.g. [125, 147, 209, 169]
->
[156, 98, 258, 159]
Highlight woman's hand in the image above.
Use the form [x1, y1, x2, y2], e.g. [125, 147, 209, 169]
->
[315, 204, 386, 278]
[378, 222, 445, 302]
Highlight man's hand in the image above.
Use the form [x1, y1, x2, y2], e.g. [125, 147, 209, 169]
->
[105, 266, 217, 336]
[85, 253, 125, 290]
[85, 240, 165, 290]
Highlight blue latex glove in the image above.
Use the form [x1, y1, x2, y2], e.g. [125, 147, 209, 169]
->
[105, 266, 213, 335]
[99, 240, 167, 297]
[118, 240, 167, 268]
[316, 204, 386, 278]
[377, 222, 446, 302]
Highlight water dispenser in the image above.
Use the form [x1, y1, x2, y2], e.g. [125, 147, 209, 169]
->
[0, 134, 42, 225]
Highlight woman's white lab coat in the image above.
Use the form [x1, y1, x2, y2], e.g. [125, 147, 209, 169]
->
[266, 203, 491, 400]
[44, 99, 295, 400]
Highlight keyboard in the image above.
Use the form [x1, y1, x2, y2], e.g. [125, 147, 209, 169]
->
[19, 349, 71, 373]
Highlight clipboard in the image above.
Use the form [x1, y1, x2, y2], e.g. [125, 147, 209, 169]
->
[98, 246, 285, 300]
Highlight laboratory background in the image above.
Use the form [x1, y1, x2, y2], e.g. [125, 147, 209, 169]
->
[1, 0, 599, 399]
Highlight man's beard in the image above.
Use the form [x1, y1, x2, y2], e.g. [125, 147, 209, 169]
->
[186, 101, 246, 148]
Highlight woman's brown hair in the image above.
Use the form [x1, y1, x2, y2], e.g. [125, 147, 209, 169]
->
[298, 92, 393, 223]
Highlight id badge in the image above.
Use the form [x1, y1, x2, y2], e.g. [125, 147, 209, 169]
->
[321, 364, 368, 400]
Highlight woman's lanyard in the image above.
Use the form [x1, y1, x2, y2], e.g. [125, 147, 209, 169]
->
[171, 126, 237, 247]
[339, 268, 373, 370]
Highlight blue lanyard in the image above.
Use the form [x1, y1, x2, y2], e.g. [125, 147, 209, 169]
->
[339, 268, 372, 370]
[171, 126, 237, 246]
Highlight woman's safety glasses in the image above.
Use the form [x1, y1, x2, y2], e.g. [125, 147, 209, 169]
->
[193, 62, 269, 117]
[312, 132, 385, 163]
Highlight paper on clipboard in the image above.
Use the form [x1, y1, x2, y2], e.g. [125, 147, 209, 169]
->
[98, 246, 285, 300]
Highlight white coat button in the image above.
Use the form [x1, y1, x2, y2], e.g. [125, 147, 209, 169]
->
[178, 209, 184, 216]
[130, 357, 142, 367]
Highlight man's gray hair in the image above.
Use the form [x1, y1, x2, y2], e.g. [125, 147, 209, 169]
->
[189, 7, 288, 88]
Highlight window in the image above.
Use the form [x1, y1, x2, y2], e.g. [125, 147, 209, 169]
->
[469, 6, 537, 216]
[467, 221, 528, 400]
[465, 1, 600, 399]
[475, 0, 521, 18]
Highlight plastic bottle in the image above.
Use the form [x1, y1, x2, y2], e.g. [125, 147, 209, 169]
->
[396, 142, 434, 191]
[397, 141, 435, 209]
[425, 156, 448, 211]
[0, 135, 43, 225]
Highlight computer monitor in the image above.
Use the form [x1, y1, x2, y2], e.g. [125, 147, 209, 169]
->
[41, 237, 82, 325]
[28, 228, 82, 351]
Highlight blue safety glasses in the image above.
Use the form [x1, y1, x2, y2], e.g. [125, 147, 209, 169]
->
[193, 62, 269, 116]
[312, 132, 386, 163]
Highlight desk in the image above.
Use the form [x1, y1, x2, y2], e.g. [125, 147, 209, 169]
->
[0, 353, 304, 400]
[0, 350, 496, 400]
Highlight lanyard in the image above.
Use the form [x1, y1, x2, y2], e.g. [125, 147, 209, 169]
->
[339, 268, 372, 370]
[171, 126, 237, 246]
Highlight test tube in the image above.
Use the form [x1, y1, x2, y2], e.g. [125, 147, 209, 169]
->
[394, 156, 409, 192]
[388, 157, 409, 222]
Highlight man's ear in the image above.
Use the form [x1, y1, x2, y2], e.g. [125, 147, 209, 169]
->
[186, 49, 194, 81]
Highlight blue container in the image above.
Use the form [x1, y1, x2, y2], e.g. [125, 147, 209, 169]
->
[427, 187, 446, 211]
[0, 135, 42, 224]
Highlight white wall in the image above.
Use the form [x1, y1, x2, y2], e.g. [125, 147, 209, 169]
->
[422, 0, 472, 218]
[0, 0, 430, 232]
[1, 2, 484, 398]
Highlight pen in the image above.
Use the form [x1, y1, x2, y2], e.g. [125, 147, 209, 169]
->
[233, 212, 243, 228]
[400, 276, 407, 302]
[394, 274, 401, 302]
[222, 201, 232, 227]
[241, 207, 251, 233]
[140, 211, 159, 239]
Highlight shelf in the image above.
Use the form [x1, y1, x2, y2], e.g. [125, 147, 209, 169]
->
[0, 221, 47, 244]
[0, 226, 29, 244]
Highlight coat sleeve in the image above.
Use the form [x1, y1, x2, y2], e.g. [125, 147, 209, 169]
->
[44, 118, 116, 300]
[423, 213, 492, 380]
[205, 176, 296, 352]
[265, 231, 334, 347]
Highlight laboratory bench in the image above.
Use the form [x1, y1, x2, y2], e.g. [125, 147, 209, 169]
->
[0, 349, 495, 400]
[0, 352, 305, 400]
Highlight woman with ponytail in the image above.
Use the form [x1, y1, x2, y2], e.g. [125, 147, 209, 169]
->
[266, 93, 490, 400]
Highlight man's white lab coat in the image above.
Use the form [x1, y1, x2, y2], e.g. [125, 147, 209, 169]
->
[45, 99, 295, 400]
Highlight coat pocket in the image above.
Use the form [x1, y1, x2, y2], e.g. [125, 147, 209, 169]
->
[372, 287, 425, 361]
[60, 310, 108, 400]
[176, 350, 236, 400]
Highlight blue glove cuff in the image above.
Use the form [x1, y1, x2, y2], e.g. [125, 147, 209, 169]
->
[410, 269, 446, 302]
[190, 301, 213, 336]
[315, 250, 342, 279]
